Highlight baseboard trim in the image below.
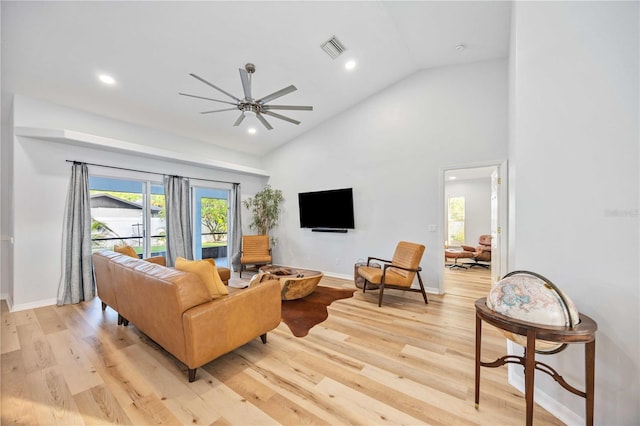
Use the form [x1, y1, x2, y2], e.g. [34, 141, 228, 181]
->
[323, 271, 352, 281]
[10, 297, 57, 312]
[506, 341, 583, 425]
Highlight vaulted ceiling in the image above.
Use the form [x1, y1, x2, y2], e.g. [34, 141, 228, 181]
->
[1, 1, 511, 156]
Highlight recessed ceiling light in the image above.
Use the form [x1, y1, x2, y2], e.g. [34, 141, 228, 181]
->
[247, 127, 257, 135]
[345, 60, 356, 71]
[449, 176, 457, 180]
[98, 74, 116, 85]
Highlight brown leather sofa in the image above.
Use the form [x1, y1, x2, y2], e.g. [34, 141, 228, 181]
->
[92, 250, 281, 382]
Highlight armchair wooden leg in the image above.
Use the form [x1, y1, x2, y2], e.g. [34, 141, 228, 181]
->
[378, 283, 385, 307]
[188, 368, 197, 383]
[260, 333, 267, 344]
[101, 301, 107, 311]
[417, 272, 429, 304]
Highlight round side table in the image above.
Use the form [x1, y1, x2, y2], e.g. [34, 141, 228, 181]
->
[475, 297, 597, 426]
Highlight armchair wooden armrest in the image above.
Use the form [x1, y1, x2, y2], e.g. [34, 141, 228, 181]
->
[367, 256, 392, 266]
[382, 263, 422, 274]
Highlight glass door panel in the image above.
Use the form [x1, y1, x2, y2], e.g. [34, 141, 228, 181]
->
[193, 187, 229, 267]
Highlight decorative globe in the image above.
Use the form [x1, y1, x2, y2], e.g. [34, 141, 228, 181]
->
[486, 271, 580, 353]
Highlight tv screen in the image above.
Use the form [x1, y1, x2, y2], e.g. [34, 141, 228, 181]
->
[298, 188, 355, 230]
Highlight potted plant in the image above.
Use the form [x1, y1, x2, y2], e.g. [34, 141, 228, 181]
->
[243, 184, 284, 243]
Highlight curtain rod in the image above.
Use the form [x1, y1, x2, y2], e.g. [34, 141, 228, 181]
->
[65, 160, 239, 186]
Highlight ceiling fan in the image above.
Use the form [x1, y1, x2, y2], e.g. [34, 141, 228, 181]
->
[179, 63, 313, 130]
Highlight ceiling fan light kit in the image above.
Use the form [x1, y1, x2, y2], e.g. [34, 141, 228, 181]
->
[180, 63, 313, 130]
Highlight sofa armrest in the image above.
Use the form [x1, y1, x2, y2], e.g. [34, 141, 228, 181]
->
[181, 279, 281, 369]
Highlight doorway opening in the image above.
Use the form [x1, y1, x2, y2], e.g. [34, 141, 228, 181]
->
[440, 162, 506, 296]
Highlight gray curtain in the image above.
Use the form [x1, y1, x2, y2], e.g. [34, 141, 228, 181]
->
[57, 162, 94, 305]
[230, 183, 243, 272]
[164, 175, 193, 266]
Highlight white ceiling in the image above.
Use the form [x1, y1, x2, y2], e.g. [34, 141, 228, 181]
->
[1, 1, 512, 156]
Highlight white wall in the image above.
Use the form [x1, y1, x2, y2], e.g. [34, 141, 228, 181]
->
[9, 95, 268, 310]
[510, 2, 639, 424]
[444, 178, 491, 248]
[264, 59, 508, 289]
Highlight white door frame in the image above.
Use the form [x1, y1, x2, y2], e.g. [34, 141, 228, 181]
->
[437, 160, 508, 293]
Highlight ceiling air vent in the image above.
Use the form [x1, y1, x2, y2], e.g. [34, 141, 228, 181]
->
[321, 36, 347, 59]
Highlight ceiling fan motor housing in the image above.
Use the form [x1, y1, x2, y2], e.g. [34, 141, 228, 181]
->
[181, 62, 312, 130]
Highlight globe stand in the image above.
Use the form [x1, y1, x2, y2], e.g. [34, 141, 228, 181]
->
[474, 297, 597, 426]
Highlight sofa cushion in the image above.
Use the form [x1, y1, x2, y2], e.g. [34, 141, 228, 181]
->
[114, 244, 138, 258]
[203, 258, 231, 284]
[176, 257, 229, 298]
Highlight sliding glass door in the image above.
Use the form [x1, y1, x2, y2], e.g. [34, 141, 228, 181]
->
[193, 187, 229, 266]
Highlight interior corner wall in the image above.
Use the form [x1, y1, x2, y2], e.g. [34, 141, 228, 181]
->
[510, 2, 639, 424]
[10, 95, 267, 310]
[263, 59, 508, 288]
[1, 98, 14, 302]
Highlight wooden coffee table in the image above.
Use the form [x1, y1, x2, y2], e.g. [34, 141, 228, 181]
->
[258, 265, 324, 300]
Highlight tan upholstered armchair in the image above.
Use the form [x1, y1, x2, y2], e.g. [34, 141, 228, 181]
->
[461, 234, 492, 268]
[356, 241, 428, 307]
[240, 235, 272, 277]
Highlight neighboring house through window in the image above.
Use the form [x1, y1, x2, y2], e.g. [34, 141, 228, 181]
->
[90, 176, 231, 266]
[90, 176, 166, 258]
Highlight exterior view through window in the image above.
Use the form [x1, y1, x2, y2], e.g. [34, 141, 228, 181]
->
[89, 176, 166, 258]
[193, 187, 229, 267]
[90, 177, 231, 266]
[447, 195, 465, 246]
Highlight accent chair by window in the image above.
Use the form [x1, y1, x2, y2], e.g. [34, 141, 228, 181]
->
[240, 235, 272, 278]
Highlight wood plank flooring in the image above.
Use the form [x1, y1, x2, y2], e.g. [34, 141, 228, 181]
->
[1, 269, 564, 425]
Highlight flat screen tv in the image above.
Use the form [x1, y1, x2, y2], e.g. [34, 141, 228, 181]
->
[298, 188, 355, 231]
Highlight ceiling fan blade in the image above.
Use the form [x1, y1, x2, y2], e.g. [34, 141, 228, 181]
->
[190, 73, 240, 102]
[239, 68, 252, 100]
[255, 112, 274, 130]
[263, 110, 301, 125]
[179, 92, 237, 106]
[233, 112, 246, 126]
[262, 105, 313, 111]
[257, 85, 297, 104]
[200, 107, 238, 114]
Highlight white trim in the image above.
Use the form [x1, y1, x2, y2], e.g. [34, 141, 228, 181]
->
[4, 294, 13, 312]
[15, 127, 270, 177]
[9, 297, 57, 312]
[323, 271, 353, 281]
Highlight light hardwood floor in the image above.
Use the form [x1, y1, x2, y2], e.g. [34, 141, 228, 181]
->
[1, 268, 564, 425]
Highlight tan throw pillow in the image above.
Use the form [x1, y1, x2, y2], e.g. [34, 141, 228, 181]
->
[175, 257, 229, 299]
[114, 244, 138, 259]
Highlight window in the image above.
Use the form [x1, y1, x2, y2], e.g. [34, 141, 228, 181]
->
[89, 176, 165, 258]
[447, 196, 465, 246]
[193, 187, 229, 267]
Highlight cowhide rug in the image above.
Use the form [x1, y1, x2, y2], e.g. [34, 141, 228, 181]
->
[280, 286, 355, 337]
